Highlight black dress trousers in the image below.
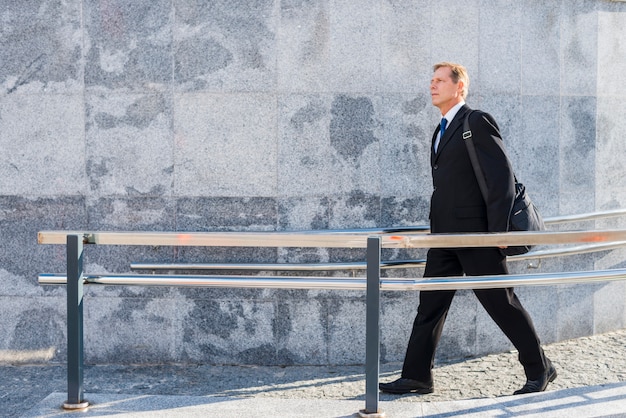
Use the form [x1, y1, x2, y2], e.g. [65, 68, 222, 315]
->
[400, 247, 547, 383]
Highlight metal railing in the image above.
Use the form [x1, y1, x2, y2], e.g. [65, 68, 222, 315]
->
[37, 209, 626, 416]
[128, 209, 626, 272]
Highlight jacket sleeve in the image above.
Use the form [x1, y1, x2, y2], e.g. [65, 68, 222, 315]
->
[470, 111, 515, 232]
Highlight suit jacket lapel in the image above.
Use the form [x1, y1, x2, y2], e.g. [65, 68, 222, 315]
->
[430, 129, 438, 166]
[432, 104, 471, 164]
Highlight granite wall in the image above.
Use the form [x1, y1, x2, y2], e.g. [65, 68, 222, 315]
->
[1, 0, 626, 367]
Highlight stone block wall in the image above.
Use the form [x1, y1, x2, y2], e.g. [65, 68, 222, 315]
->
[1, 0, 626, 366]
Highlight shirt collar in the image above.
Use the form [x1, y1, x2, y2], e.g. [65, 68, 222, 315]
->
[442, 101, 465, 123]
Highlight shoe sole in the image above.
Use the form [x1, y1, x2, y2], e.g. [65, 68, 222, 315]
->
[379, 387, 434, 395]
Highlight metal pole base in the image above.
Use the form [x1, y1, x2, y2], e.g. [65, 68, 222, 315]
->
[358, 409, 386, 418]
[63, 400, 89, 410]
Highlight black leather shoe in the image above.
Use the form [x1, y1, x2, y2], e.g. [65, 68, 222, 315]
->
[379, 378, 434, 394]
[514, 362, 557, 395]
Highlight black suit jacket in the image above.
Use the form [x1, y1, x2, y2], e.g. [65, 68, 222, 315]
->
[429, 105, 515, 234]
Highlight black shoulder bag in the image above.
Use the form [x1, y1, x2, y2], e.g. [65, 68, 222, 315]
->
[462, 110, 545, 256]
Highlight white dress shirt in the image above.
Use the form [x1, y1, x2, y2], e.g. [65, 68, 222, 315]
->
[434, 101, 465, 152]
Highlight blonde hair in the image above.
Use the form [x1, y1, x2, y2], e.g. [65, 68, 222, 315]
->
[433, 62, 469, 99]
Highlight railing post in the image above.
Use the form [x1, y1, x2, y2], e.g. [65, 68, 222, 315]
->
[360, 236, 385, 417]
[64, 234, 89, 410]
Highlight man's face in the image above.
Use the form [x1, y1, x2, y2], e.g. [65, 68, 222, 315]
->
[430, 66, 464, 113]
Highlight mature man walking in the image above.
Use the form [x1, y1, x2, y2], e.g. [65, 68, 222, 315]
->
[379, 62, 556, 396]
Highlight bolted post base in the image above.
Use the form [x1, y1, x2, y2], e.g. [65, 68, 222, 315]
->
[63, 400, 89, 410]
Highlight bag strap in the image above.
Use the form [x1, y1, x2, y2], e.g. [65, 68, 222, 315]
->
[462, 110, 489, 204]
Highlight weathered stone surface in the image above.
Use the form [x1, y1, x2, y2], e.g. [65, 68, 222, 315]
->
[0, 0, 82, 94]
[84, 0, 173, 91]
[1, 1, 626, 367]
[0, 95, 86, 196]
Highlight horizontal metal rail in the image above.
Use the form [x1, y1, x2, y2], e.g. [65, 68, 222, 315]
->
[129, 241, 626, 272]
[38, 267, 626, 291]
[37, 229, 429, 247]
[38, 208, 626, 247]
[542, 208, 626, 225]
[514, 240, 626, 259]
[130, 260, 427, 271]
[36, 228, 626, 249]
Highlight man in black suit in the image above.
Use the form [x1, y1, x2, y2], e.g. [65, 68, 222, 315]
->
[379, 62, 556, 396]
